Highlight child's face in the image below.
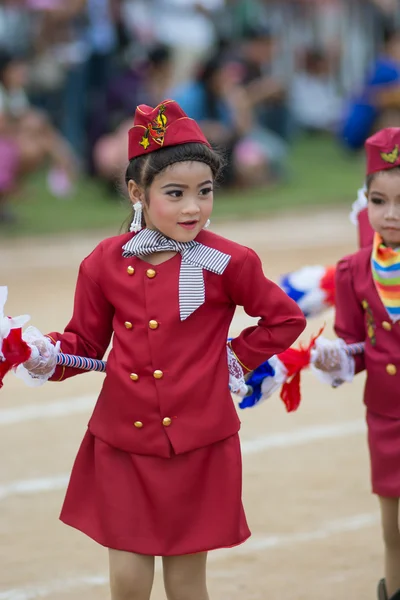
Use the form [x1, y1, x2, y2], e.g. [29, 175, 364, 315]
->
[143, 161, 214, 242]
[368, 171, 400, 248]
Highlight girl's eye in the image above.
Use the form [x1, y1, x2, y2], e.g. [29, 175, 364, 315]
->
[371, 197, 384, 205]
[199, 187, 213, 196]
[167, 190, 183, 198]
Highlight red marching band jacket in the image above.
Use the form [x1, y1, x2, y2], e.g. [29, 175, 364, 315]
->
[47, 230, 306, 458]
[335, 245, 400, 419]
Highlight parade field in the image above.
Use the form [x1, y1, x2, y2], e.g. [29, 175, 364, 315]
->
[0, 207, 382, 600]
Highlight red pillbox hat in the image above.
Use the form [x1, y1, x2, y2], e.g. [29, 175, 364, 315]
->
[128, 99, 210, 160]
[365, 127, 400, 175]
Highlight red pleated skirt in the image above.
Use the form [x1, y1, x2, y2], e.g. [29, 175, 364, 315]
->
[60, 430, 251, 556]
[367, 410, 400, 497]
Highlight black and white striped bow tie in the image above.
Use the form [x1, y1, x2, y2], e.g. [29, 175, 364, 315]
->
[122, 229, 231, 320]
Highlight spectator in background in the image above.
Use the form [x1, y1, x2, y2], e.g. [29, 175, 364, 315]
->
[0, 50, 77, 225]
[236, 25, 292, 143]
[197, 0, 269, 51]
[85, 0, 120, 171]
[172, 53, 288, 187]
[29, 0, 119, 165]
[120, 0, 221, 87]
[0, 0, 32, 56]
[289, 47, 343, 134]
[92, 44, 174, 188]
[340, 25, 400, 150]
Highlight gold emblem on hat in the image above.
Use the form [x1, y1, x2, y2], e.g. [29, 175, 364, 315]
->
[139, 104, 168, 150]
[381, 145, 399, 164]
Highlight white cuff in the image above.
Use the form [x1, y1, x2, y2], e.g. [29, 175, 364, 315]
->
[227, 344, 248, 397]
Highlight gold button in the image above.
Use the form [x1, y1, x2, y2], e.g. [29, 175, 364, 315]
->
[146, 269, 156, 279]
[149, 320, 159, 330]
[362, 300, 368, 309]
[127, 266, 135, 275]
[134, 421, 143, 428]
[125, 321, 133, 330]
[162, 417, 172, 427]
[386, 364, 397, 376]
[382, 321, 392, 331]
[153, 370, 163, 379]
[130, 373, 139, 381]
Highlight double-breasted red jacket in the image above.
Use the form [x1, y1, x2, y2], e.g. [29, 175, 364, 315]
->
[335, 246, 400, 418]
[48, 230, 306, 457]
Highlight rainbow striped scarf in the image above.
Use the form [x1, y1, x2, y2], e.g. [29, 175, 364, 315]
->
[371, 233, 400, 321]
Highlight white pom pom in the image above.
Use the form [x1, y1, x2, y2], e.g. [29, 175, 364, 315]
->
[349, 186, 367, 226]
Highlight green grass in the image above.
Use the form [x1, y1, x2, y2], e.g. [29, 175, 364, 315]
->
[2, 134, 364, 238]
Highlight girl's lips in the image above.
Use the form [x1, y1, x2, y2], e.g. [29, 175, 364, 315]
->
[178, 221, 198, 230]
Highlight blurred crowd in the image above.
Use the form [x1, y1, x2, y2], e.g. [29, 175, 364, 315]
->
[1, 0, 400, 224]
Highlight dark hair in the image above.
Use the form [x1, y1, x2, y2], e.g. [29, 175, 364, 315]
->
[303, 47, 327, 70]
[382, 23, 400, 48]
[242, 25, 273, 42]
[124, 142, 224, 231]
[125, 142, 223, 187]
[147, 43, 172, 68]
[366, 166, 400, 190]
[0, 50, 17, 84]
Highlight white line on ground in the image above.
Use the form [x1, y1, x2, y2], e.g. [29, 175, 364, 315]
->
[241, 419, 366, 455]
[0, 396, 95, 426]
[0, 474, 68, 500]
[0, 512, 379, 600]
[0, 419, 366, 500]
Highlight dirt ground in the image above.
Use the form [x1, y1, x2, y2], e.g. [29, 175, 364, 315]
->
[0, 207, 384, 600]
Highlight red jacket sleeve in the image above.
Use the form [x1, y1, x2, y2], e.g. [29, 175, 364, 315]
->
[47, 258, 114, 382]
[228, 248, 306, 372]
[334, 257, 365, 374]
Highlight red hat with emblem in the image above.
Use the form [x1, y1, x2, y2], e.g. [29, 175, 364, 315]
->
[365, 127, 400, 175]
[128, 99, 210, 160]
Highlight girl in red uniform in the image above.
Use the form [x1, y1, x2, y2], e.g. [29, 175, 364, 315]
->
[21, 100, 306, 600]
[313, 127, 400, 600]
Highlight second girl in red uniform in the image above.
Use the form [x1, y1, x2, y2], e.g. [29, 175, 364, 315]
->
[314, 128, 400, 600]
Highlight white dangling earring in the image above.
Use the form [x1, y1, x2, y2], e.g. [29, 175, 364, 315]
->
[130, 201, 143, 233]
[203, 219, 211, 229]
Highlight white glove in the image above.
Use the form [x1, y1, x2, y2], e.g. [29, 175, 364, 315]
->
[15, 326, 60, 386]
[310, 337, 355, 388]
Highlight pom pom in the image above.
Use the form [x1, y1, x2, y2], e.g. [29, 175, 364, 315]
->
[349, 186, 367, 226]
[238, 360, 276, 409]
[0, 327, 32, 388]
[278, 327, 324, 412]
[280, 265, 336, 317]
[0, 286, 31, 388]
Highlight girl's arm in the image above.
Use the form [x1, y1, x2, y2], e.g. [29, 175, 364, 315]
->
[46, 261, 114, 382]
[333, 256, 366, 374]
[309, 256, 365, 385]
[227, 248, 306, 373]
[23, 254, 114, 384]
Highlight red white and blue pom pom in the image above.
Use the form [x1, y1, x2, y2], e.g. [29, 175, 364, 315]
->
[238, 356, 286, 409]
[0, 286, 31, 388]
[279, 265, 336, 318]
[237, 328, 325, 412]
